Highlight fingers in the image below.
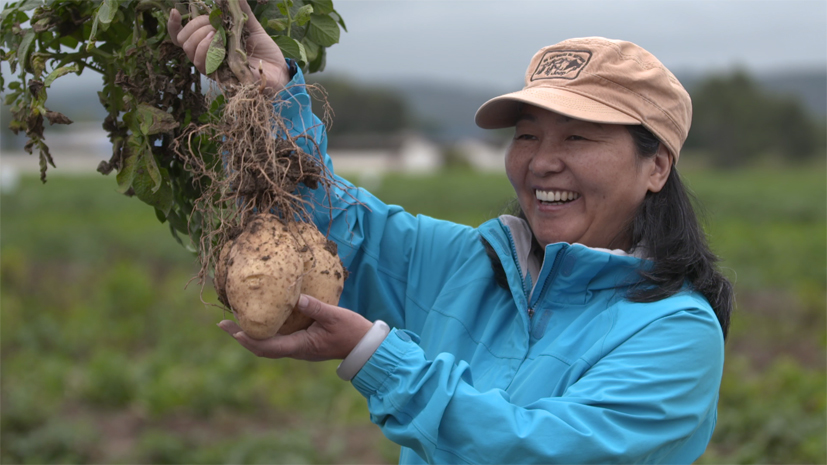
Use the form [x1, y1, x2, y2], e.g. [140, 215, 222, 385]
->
[233, 330, 307, 359]
[217, 319, 242, 336]
[295, 294, 334, 323]
[182, 23, 215, 67]
[192, 30, 216, 74]
[218, 319, 308, 359]
[238, 0, 265, 33]
[167, 9, 183, 46]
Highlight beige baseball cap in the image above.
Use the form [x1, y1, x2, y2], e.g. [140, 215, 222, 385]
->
[475, 37, 692, 163]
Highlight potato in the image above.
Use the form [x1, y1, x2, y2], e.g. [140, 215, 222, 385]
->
[212, 215, 346, 338]
[214, 240, 234, 308]
[224, 215, 304, 340]
[277, 222, 346, 335]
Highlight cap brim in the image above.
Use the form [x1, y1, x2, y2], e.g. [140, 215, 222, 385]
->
[475, 87, 641, 129]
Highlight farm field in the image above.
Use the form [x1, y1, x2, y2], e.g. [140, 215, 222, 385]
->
[1, 164, 825, 464]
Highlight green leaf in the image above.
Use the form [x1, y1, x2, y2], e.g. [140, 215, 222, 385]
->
[133, 166, 173, 215]
[330, 10, 347, 32]
[116, 135, 142, 193]
[267, 18, 287, 32]
[301, 37, 319, 63]
[307, 0, 333, 15]
[168, 223, 185, 246]
[204, 26, 226, 75]
[143, 147, 162, 193]
[307, 13, 339, 47]
[155, 207, 167, 224]
[209, 8, 223, 30]
[166, 209, 190, 234]
[43, 64, 79, 87]
[274, 34, 307, 63]
[14, 0, 42, 13]
[295, 4, 313, 26]
[89, 0, 119, 41]
[308, 46, 326, 73]
[97, 0, 119, 26]
[58, 34, 79, 49]
[277, 2, 289, 16]
[17, 30, 35, 72]
[117, 136, 171, 212]
[136, 104, 178, 136]
[4, 90, 21, 106]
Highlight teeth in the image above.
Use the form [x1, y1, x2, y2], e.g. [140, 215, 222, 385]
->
[536, 190, 580, 202]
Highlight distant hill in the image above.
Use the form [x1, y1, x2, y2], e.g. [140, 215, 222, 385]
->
[675, 69, 826, 118]
[756, 70, 826, 118]
[379, 68, 826, 142]
[2, 68, 824, 151]
[385, 80, 504, 142]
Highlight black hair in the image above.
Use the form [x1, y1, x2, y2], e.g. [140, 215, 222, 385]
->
[482, 125, 733, 339]
[623, 125, 732, 339]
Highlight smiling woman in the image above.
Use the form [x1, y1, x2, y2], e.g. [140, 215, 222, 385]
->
[505, 107, 670, 249]
[171, 25, 732, 464]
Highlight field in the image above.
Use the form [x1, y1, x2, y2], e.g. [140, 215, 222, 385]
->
[1, 164, 825, 463]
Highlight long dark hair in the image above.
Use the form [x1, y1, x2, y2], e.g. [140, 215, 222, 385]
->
[483, 125, 733, 339]
[624, 125, 732, 339]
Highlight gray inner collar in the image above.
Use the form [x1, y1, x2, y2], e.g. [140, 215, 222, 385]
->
[499, 214, 643, 285]
[499, 215, 540, 283]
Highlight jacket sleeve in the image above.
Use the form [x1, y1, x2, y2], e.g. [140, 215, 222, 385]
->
[273, 65, 450, 329]
[351, 305, 724, 464]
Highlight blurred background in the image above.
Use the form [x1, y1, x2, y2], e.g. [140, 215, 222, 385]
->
[1, 0, 825, 463]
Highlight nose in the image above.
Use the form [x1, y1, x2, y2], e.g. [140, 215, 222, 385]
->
[528, 143, 565, 177]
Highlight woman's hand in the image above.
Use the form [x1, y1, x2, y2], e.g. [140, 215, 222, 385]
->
[167, 2, 290, 90]
[218, 295, 373, 361]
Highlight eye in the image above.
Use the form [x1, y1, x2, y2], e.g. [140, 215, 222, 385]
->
[514, 133, 537, 141]
[567, 135, 587, 141]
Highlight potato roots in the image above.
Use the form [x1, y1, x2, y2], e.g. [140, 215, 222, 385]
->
[214, 214, 346, 339]
[169, 71, 352, 338]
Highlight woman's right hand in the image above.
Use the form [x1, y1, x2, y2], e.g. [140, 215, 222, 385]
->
[167, 2, 291, 90]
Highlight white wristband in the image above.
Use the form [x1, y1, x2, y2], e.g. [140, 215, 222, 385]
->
[336, 320, 391, 381]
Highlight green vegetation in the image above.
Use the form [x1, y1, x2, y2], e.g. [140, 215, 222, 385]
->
[685, 71, 826, 167]
[1, 164, 825, 463]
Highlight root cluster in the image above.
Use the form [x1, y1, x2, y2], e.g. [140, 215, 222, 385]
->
[172, 81, 336, 295]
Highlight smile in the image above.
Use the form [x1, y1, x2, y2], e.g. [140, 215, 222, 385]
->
[535, 189, 580, 205]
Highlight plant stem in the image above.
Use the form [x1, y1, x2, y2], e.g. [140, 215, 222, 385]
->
[87, 47, 113, 61]
[135, 0, 168, 14]
[284, 0, 292, 37]
[224, 0, 253, 85]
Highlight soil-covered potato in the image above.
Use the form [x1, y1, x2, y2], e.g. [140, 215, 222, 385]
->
[223, 214, 304, 340]
[214, 240, 234, 308]
[213, 215, 347, 338]
[278, 222, 346, 335]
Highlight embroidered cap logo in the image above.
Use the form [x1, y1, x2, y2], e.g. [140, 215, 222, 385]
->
[531, 50, 592, 81]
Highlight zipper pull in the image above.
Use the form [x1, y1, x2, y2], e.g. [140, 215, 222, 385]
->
[528, 307, 535, 318]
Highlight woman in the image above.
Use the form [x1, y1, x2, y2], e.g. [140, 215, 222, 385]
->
[170, 9, 732, 463]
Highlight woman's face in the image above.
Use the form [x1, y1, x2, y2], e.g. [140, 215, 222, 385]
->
[505, 105, 670, 249]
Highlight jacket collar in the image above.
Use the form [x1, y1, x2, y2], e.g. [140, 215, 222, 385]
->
[479, 216, 648, 305]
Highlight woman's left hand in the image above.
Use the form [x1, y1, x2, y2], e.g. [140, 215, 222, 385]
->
[218, 295, 373, 361]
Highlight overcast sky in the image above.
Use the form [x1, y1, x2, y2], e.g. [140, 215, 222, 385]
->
[323, 0, 827, 91]
[0, 0, 825, 93]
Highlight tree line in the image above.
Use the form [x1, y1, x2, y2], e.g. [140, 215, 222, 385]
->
[310, 70, 825, 168]
[684, 71, 825, 167]
[3, 70, 824, 168]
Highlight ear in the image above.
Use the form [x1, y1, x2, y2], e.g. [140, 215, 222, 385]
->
[645, 145, 672, 193]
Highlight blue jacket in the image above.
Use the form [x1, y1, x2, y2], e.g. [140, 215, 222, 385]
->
[277, 68, 725, 464]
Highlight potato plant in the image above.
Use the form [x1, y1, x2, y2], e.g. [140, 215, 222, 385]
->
[0, 0, 348, 335]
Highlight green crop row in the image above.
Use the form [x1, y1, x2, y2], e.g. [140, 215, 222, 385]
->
[1, 164, 824, 463]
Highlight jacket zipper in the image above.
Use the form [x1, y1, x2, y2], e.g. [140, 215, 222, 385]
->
[503, 228, 531, 306]
[528, 245, 569, 316]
